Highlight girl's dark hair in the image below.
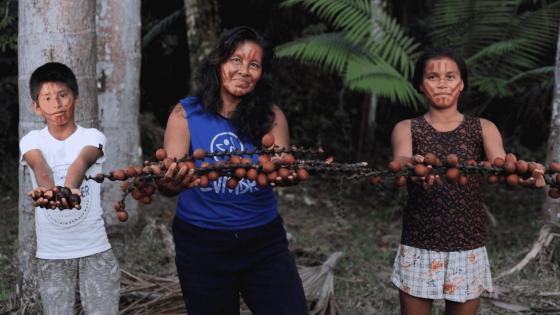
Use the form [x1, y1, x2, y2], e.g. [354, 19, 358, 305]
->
[29, 62, 79, 101]
[412, 48, 469, 92]
[195, 26, 275, 143]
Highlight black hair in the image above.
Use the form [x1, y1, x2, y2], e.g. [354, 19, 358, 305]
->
[195, 26, 275, 143]
[412, 48, 469, 93]
[29, 62, 79, 101]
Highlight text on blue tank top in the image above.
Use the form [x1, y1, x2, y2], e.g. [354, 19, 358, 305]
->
[176, 96, 278, 230]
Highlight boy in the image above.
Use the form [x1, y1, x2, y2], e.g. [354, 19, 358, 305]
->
[19, 62, 120, 314]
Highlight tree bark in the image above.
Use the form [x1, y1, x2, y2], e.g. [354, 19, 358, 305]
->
[18, 0, 97, 301]
[96, 0, 142, 227]
[184, 0, 220, 92]
[544, 25, 560, 225]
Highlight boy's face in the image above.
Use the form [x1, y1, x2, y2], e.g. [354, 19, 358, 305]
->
[33, 82, 78, 127]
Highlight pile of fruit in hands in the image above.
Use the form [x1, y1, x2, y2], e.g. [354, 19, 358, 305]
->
[28, 134, 560, 222]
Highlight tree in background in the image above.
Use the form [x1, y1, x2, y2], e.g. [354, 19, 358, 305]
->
[96, 0, 142, 227]
[18, 0, 98, 303]
[184, 0, 221, 92]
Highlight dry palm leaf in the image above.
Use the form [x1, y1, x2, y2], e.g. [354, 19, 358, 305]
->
[298, 251, 343, 315]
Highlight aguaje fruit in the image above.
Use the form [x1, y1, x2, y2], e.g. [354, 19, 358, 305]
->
[261, 133, 275, 149]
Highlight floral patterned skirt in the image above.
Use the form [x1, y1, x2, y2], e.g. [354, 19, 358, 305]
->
[391, 244, 493, 302]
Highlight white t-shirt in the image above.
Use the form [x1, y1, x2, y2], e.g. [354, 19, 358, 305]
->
[19, 125, 111, 259]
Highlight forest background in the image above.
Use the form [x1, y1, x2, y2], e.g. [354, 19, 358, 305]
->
[1, 0, 560, 314]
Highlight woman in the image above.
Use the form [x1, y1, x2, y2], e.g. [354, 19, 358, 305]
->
[158, 26, 308, 315]
[390, 48, 506, 315]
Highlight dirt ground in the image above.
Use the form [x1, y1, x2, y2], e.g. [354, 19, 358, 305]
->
[1, 176, 560, 314]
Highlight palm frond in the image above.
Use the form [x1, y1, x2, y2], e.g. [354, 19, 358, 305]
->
[275, 32, 354, 75]
[345, 55, 422, 105]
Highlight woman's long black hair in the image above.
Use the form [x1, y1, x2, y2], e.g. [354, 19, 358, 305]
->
[195, 26, 275, 144]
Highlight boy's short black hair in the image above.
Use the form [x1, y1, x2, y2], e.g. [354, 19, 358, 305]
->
[29, 62, 79, 101]
[412, 48, 469, 92]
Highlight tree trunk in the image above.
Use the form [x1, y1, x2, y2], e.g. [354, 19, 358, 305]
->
[184, 0, 220, 92]
[544, 25, 560, 225]
[96, 0, 142, 228]
[18, 0, 97, 301]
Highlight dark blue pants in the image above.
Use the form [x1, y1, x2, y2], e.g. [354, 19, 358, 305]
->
[172, 215, 308, 315]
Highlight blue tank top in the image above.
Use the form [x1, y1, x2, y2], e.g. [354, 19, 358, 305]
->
[175, 96, 278, 230]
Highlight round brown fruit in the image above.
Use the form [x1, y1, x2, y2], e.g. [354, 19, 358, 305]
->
[261, 133, 275, 149]
[140, 195, 152, 204]
[548, 187, 560, 199]
[414, 164, 428, 177]
[550, 162, 560, 173]
[458, 175, 468, 186]
[487, 175, 499, 184]
[505, 153, 517, 163]
[117, 211, 129, 222]
[281, 154, 295, 165]
[192, 148, 206, 160]
[394, 175, 407, 187]
[246, 168, 258, 181]
[369, 175, 381, 186]
[261, 161, 276, 173]
[424, 153, 440, 166]
[296, 168, 309, 181]
[516, 160, 528, 175]
[446, 154, 459, 167]
[199, 175, 209, 188]
[234, 167, 246, 179]
[207, 170, 219, 181]
[229, 156, 241, 164]
[506, 174, 519, 186]
[446, 168, 460, 182]
[155, 148, 167, 161]
[278, 167, 290, 179]
[493, 157, 505, 168]
[226, 177, 238, 189]
[503, 161, 516, 174]
[388, 161, 401, 173]
[114, 201, 123, 211]
[257, 173, 268, 187]
[112, 169, 127, 181]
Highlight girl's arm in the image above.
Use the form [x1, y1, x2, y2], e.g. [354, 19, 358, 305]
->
[480, 118, 506, 162]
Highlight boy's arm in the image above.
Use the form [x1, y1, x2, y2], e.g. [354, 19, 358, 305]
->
[64, 146, 103, 193]
[23, 149, 55, 189]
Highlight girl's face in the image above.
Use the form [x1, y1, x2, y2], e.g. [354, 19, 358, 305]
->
[420, 57, 464, 109]
[220, 41, 264, 99]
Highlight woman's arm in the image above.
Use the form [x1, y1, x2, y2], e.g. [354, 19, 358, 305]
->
[270, 105, 289, 148]
[480, 118, 506, 162]
[157, 104, 198, 196]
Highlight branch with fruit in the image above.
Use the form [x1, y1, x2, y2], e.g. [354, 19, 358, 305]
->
[27, 134, 560, 221]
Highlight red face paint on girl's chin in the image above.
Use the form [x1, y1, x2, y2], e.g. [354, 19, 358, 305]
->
[421, 57, 464, 109]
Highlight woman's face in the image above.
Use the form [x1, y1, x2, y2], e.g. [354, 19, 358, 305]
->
[420, 57, 464, 109]
[220, 40, 264, 99]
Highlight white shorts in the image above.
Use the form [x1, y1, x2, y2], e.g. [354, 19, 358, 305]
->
[391, 244, 493, 302]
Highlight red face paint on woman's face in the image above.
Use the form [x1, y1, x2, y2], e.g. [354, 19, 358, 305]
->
[220, 41, 264, 99]
[420, 57, 464, 109]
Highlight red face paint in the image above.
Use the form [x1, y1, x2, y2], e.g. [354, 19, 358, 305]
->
[420, 57, 464, 109]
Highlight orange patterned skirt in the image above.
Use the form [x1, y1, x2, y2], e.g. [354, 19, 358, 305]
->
[391, 244, 493, 302]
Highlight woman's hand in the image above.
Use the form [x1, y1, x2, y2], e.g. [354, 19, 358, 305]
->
[156, 162, 200, 196]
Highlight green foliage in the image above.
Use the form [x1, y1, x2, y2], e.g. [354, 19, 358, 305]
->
[0, 0, 16, 52]
[276, 0, 423, 106]
[427, 0, 560, 106]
